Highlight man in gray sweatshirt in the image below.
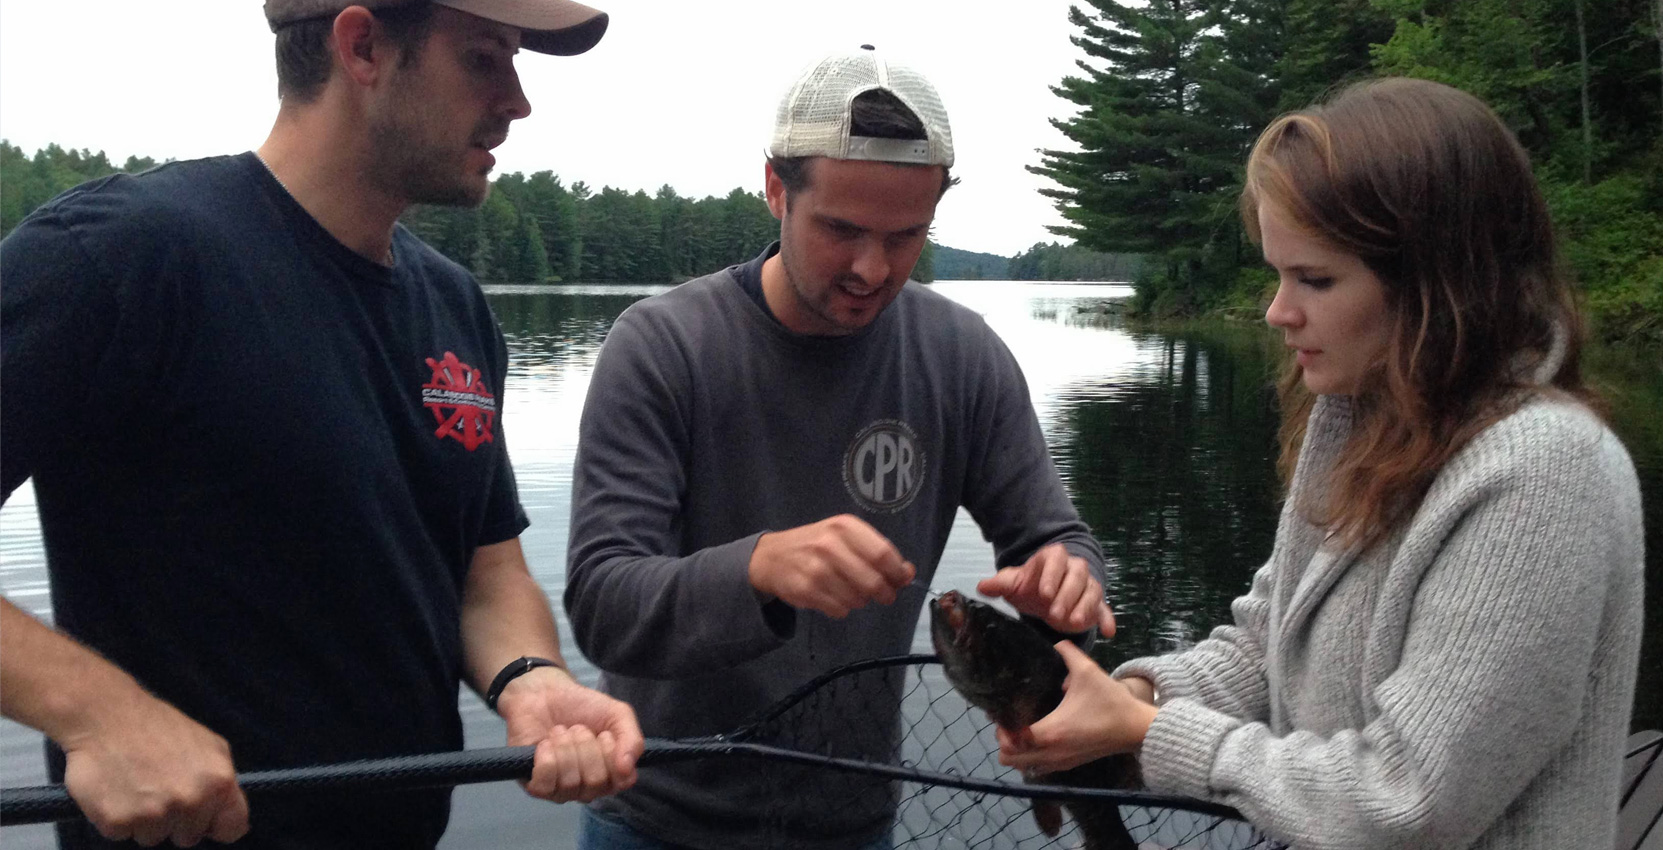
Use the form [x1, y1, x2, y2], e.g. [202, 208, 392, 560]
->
[564, 46, 1114, 850]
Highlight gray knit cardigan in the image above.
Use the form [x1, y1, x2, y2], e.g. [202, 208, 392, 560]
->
[1116, 391, 1645, 849]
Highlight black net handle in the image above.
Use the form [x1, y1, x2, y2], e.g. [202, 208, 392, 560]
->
[1, 655, 1253, 827]
[2, 738, 1247, 826]
[1, 745, 537, 826]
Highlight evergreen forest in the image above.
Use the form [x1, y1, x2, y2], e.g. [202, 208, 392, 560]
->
[1033, 0, 1663, 342]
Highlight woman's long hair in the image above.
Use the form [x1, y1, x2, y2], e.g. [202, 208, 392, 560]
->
[1241, 77, 1597, 552]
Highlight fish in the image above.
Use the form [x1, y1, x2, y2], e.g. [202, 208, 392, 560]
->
[929, 589, 1141, 850]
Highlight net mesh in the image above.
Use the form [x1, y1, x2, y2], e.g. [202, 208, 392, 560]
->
[718, 656, 1285, 850]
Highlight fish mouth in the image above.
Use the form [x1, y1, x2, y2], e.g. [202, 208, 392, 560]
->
[934, 591, 970, 644]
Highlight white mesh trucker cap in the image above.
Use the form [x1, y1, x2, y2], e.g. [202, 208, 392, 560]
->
[264, 0, 608, 56]
[768, 46, 955, 167]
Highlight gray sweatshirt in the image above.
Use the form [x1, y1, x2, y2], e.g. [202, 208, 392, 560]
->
[565, 258, 1104, 849]
[1118, 390, 1645, 850]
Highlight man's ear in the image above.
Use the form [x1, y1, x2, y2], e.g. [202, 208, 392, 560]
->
[763, 162, 787, 221]
[332, 6, 387, 88]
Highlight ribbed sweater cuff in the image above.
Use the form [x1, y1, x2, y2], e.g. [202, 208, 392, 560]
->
[1114, 655, 1190, 697]
[1140, 698, 1238, 800]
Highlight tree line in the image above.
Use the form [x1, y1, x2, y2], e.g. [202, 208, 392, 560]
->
[1, 140, 1156, 288]
[399, 175, 787, 285]
[0, 142, 788, 285]
[1036, 0, 1663, 343]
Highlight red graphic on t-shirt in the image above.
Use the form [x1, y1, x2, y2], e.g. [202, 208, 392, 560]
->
[421, 352, 498, 451]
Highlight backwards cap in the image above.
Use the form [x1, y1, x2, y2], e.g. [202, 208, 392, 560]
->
[768, 45, 954, 167]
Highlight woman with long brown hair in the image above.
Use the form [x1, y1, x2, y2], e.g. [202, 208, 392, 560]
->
[996, 77, 1646, 849]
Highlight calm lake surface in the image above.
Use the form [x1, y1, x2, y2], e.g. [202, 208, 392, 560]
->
[2, 281, 1658, 848]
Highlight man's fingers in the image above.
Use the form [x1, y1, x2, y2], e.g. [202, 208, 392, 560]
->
[173, 768, 241, 848]
[207, 789, 251, 845]
[611, 721, 644, 782]
[836, 519, 913, 589]
[1099, 601, 1117, 638]
[1052, 567, 1089, 623]
[130, 816, 170, 848]
[595, 732, 626, 793]
[532, 726, 629, 802]
[794, 554, 861, 617]
[808, 532, 911, 613]
[975, 569, 1013, 597]
[553, 729, 589, 798]
[1037, 546, 1069, 601]
[819, 580, 862, 617]
[836, 554, 900, 607]
[607, 708, 644, 759]
[170, 825, 206, 848]
[977, 566, 1028, 598]
[574, 733, 611, 798]
[526, 726, 569, 798]
[1068, 585, 1100, 632]
[170, 800, 216, 848]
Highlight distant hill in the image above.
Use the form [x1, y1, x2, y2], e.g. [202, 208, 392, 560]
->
[930, 241, 1141, 282]
[1008, 242, 1140, 282]
[932, 244, 1009, 280]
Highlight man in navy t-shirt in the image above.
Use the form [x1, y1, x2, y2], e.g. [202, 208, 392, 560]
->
[0, 2, 640, 847]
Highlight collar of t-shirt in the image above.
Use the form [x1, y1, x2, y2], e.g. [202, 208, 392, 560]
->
[733, 241, 782, 322]
[241, 151, 399, 287]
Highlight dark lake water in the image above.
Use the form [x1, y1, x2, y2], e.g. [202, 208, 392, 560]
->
[2, 281, 1657, 848]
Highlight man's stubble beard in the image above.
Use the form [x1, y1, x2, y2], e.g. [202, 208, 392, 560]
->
[368, 75, 493, 209]
[779, 208, 863, 336]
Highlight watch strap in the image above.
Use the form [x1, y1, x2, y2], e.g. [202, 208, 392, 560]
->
[485, 656, 565, 713]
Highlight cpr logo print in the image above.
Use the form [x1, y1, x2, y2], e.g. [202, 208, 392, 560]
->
[843, 420, 926, 514]
[421, 351, 497, 451]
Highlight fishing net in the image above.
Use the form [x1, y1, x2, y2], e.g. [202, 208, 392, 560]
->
[685, 655, 1286, 850]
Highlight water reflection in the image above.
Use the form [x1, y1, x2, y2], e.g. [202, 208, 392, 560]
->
[1049, 325, 1285, 670]
[0, 281, 1657, 849]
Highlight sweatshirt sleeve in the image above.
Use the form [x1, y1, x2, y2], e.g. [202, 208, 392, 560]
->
[959, 326, 1105, 582]
[563, 306, 791, 678]
[1135, 415, 1639, 850]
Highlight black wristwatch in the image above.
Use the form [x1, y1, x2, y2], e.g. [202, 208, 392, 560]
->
[485, 656, 565, 713]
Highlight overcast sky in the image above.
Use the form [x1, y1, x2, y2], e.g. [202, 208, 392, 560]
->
[0, 1, 1097, 256]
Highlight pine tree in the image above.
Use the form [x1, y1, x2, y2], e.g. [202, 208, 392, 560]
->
[1031, 0, 1274, 310]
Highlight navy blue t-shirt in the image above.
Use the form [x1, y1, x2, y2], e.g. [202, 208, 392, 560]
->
[0, 153, 529, 848]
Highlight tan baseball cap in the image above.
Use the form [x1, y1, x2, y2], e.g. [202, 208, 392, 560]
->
[263, 0, 608, 56]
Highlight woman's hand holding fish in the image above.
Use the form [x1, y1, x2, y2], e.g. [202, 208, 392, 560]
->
[498, 667, 644, 803]
[1119, 675, 1156, 704]
[750, 514, 917, 618]
[977, 544, 1116, 637]
[995, 640, 1156, 775]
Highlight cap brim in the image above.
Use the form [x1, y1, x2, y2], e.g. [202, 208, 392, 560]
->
[435, 0, 608, 55]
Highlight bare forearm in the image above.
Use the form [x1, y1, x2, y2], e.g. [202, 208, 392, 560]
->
[0, 598, 150, 744]
[459, 538, 566, 695]
[2, 600, 249, 843]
